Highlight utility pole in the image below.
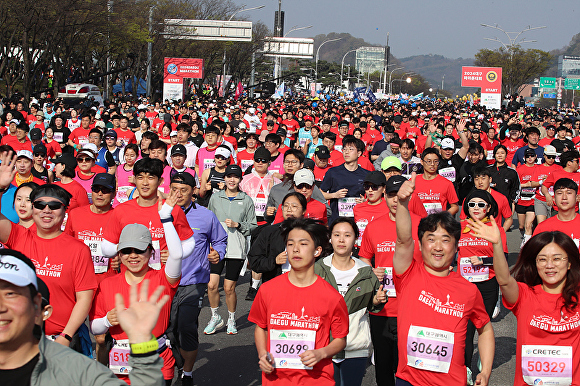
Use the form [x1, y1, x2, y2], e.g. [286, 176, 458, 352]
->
[146, 5, 153, 97]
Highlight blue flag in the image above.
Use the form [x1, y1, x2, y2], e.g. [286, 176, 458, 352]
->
[366, 87, 377, 103]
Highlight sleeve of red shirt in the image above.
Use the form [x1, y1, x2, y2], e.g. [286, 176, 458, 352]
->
[358, 226, 374, 261]
[542, 171, 555, 189]
[273, 204, 283, 224]
[90, 285, 107, 320]
[330, 293, 349, 339]
[63, 209, 76, 237]
[447, 180, 459, 204]
[103, 208, 123, 243]
[6, 223, 24, 249]
[248, 286, 267, 329]
[503, 281, 527, 315]
[171, 205, 194, 240]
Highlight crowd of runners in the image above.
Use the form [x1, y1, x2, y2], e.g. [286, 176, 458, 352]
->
[0, 92, 579, 386]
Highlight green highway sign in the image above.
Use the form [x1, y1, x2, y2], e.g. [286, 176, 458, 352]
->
[539, 77, 557, 88]
[564, 78, 580, 90]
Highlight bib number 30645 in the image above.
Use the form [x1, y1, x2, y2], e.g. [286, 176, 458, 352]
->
[407, 325, 454, 374]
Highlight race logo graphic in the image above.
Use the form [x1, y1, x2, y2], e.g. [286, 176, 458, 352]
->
[376, 240, 396, 253]
[32, 256, 64, 277]
[417, 189, 441, 202]
[418, 290, 465, 318]
[148, 221, 165, 239]
[530, 311, 580, 332]
[486, 71, 498, 82]
[167, 64, 178, 74]
[270, 307, 321, 329]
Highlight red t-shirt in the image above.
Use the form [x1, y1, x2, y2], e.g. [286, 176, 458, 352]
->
[11, 139, 33, 153]
[103, 199, 193, 269]
[7, 225, 97, 335]
[44, 140, 62, 159]
[313, 165, 330, 182]
[64, 205, 117, 280]
[248, 274, 349, 385]
[237, 149, 256, 171]
[504, 283, 580, 386]
[538, 136, 555, 147]
[0, 133, 18, 145]
[414, 174, 459, 214]
[359, 212, 423, 317]
[69, 127, 92, 146]
[114, 129, 137, 145]
[11, 174, 45, 187]
[457, 222, 508, 283]
[92, 269, 178, 381]
[328, 150, 344, 167]
[353, 199, 389, 246]
[272, 199, 327, 225]
[501, 138, 525, 166]
[534, 163, 562, 202]
[542, 169, 580, 211]
[54, 180, 91, 211]
[282, 119, 300, 137]
[533, 214, 580, 246]
[394, 260, 489, 386]
[516, 164, 538, 206]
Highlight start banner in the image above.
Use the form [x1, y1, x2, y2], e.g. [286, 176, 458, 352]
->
[461, 66, 502, 109]
[163, 58, 204, 102]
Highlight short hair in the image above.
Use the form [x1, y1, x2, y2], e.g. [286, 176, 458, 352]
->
[213, 120, 227, 133]
[280, 218, 329, 253]
[417, 211, 461, 247]
[554, 177, 579, 193]
[133, 157, 164, 179]
[421, 147, 440, 160]
[560, 150, 580, 168]
[282, 191, 308, 212]
[204, 125, 221, 136]
[148, 139, 167, 153]
[401, 138, 415, 149]
[89, 128, 103, 140]
[342, 135, 363, 152]
[30, 184, 72, 208]
[468, 142, 484, 154]
[526, 127, 540, 136]
[124, 143, 140, 157]
[329, 217, 360, 240]
[284, 148, 305, 164]
[265, 133, 282, 146]
[80, 113, 91, 120]
[176, 123, 192, 134]
[473, 167, 492, 179]
[320, 132, 336, 143]
[142, 131, 158, 141]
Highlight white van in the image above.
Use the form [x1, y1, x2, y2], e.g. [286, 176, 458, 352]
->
[57, 83, 104, 106]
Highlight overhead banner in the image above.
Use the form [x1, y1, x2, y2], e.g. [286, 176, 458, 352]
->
[461, 66, 502, 110]
[163, 58, 204, 102]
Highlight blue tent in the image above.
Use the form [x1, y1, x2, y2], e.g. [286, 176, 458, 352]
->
[112, 77, 146, 95]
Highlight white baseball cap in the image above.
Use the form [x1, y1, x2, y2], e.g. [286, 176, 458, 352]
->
[0, 251, 38, 289]
[293, 169, 315, 186]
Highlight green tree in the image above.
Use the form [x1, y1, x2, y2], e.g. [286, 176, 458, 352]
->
[474, 46, 551, 96]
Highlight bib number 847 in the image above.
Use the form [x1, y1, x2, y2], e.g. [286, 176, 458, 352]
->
[410, 342, 448, 357]
[274, 343, 309, 355]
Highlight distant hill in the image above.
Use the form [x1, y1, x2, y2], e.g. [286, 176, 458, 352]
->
[546, 33, 580, 76]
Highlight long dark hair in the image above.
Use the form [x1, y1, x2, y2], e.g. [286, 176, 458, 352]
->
[512, 231, 580, 312]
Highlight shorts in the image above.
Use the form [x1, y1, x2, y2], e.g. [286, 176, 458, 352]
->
[169, 283, 207, 352]
[534, 198, 551, 217]
[210, 258, 245, 281]
[515, 203, 535, 214]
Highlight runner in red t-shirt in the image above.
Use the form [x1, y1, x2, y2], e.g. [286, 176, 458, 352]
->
[414, 148, 459, 215]
[533, 145, 562, 224]
[67, 114, 93, 153]
[516, 150, 540, 246]
[272, 169, 327, 225]
[248, 218, 349, 385]
[353, 171, 389, 246]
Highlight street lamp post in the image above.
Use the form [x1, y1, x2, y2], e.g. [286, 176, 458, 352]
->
[340, 49, 357, 90]
[387, 67, 404, 94]
[273, 25, 313, 82]
[315, 37, 342, 92]
[221, 5, 265, 97]
[399, 72, 414, 94]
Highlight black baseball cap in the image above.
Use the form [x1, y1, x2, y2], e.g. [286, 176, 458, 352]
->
[92, 173, 116, 190]
[364, 171, 387, 186]
[254, 147, 271, 162]
[276, 127, 287, 137]
[314, 145, 330, 159]
[170, 171, 196, 187]
[171, 144, 187, 156]
[303, 158, 315, 171]
[385, 175, 407, 194]
[33, 143, 47, 155]
[524, 148, 537, 157]
[30, 128, 42, 140]
[50, 153, 77, 170]
[225, 164, 242, 178]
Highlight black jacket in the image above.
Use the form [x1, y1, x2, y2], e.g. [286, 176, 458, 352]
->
[247, 224, 286, 283]
[458, 159, 488, 203]
[487, 163, 521, 204]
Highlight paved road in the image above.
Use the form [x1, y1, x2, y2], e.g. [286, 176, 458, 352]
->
[185, 224, 523, 386]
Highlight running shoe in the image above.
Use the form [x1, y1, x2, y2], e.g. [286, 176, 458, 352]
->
[226, 319, 238, 335]
[181, 375, 194, 386]
[492, 294, 502, 319]
[466, 367, 474, 386]
[203, 314, 224, 335]
[245, 287, 258, 301]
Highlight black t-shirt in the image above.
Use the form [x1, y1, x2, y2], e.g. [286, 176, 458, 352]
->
[550, 138, 575, 154]
[189, 134, 204, 148]
[0, 353, 39, 386]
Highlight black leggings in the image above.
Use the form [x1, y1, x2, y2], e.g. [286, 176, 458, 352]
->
[370, 315, 398, 386]
[464, 276, 499, 368]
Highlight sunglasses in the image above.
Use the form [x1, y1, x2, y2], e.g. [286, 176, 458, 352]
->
[544, 155, 556, 159]
[215, 155, 227, 160]
[526, 154, 537, 158]
[105, 136, 116, 140]
[33, 153, 45, 157]
[92, 186, 114, 194]
[254, 158, 269, 164]
[77, 157, 92, 163]
[468, 202, 487, 208]
[119, 247, 148, 255]
[295, 183, 313, 190]
[364, 183, 382, 191]
[33, 200, 64, 211]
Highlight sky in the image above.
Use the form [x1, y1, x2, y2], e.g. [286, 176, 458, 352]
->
[237, 0, 578, 59]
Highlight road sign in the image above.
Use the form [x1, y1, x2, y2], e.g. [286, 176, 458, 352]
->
[163, 19, 253, 42]
[564, 78, 580, 90]
[543, 93, 556, 99]
[262, 37, 314, 59]
[539, 77, 557, 88]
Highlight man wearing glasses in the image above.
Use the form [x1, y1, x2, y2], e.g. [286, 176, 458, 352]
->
[414, 148, 459, 215]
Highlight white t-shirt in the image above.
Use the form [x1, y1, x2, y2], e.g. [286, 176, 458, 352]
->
[330, 262, 358, 297]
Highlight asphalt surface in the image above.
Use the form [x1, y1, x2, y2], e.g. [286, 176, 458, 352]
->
[183, 222, 523, 386]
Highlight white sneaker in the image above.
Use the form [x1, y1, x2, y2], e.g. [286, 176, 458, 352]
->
[226, 319, 238, 335]
[203, 314, 224, 334]
[492, 293, 502, 319]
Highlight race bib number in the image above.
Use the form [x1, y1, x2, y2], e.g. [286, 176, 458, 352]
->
[79, 138, 89, 146]
[486, 150, 494, 160]
[459, 257, 489, 283]
[254, 197, 267, 217]
[407, 325, 454, 374]
[203, 158, 216, 172]
[299, 137, 308, 148]
[438, 167, 456, 183]
[382, 267, 396, 297]
[149, 240, 161, 270]
[84, 239, 108, 274]
[53, 132, 64, 142]
[423, 202, 443, 214]
[241, 159, 254, 171]
[522, 345, 572, 386]
[116, 186, 134, 204]
[338, 197, 357, 217]
[269, 329, 316, 370]
[109, 340, 131, 375]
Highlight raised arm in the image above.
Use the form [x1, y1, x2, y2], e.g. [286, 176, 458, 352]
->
[0, 151, 17, 243]
[393, 172, 417, 275]
[456, 119, 469, 159]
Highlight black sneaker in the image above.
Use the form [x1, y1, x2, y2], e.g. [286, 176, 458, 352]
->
[181, 375, 194, 386]
[245, 286, 258, 301]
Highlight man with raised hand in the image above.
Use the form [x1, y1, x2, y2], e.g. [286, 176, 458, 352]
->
[391, 172, 494, 386]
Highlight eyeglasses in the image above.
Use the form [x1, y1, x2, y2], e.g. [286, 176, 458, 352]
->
[364, 183, 381, 191]
[254, 158, 269, 164]
[544, 155, 556, 159]
[33, 200, 64, 211]
[120, 247, 148, 255]
[536, 256, 568, 266]
[423, 159, 440, 165]
[77, 157, 92, 163]
[468, 202, 487, 209]
[284, 160, 299, 165]
[573, 159, 580, 164]
[283, 204, 300, 210]
[295, 183, 313, 190]
[92, 186, 114, 194]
